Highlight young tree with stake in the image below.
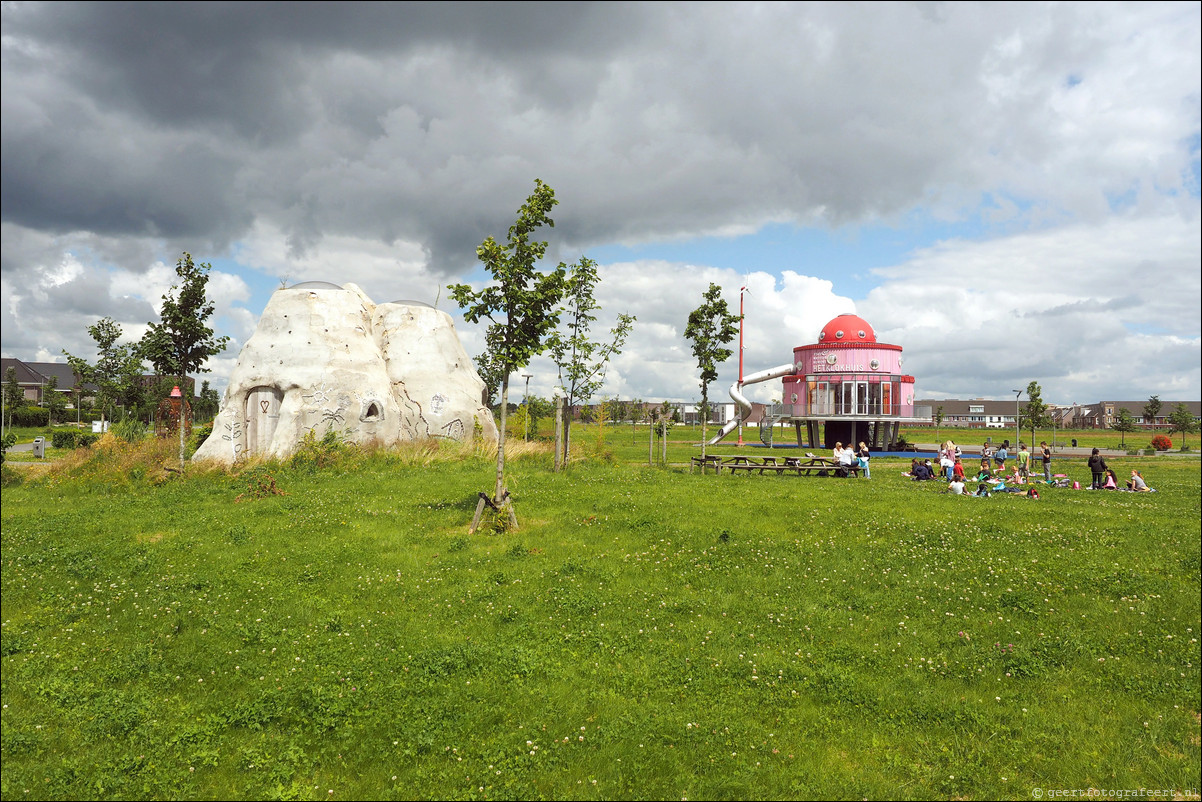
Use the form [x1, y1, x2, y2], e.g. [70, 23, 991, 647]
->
[546, 256, 634, 468]
[684, 283, 741, 459]
[139, 253, 230, 466]
[449, 179, 567, 531]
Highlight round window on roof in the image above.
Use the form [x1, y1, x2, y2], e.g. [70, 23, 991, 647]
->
[858, 330, 867, 338]
[819, 331, 826, 341]
[870, 359, 880, 371]
[835, 330, 844, 339]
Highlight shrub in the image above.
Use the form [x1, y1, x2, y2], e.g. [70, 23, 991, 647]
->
[51, 430, 78, 449]
[0, 463, 22, 486]
[1150, 434, 1172, 451]
[1, 431, 15, 464]
[11, 407, 49, 427]
[190, 422, 213, 452]
[289, 429, 352, 472]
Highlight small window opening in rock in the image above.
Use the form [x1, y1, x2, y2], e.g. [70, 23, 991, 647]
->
[363, 403, 381, 421]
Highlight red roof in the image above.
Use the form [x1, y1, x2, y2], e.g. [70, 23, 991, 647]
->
[817, 314, 875, 344]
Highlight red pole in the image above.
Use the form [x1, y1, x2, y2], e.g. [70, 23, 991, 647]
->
[737, 285, 746, 446]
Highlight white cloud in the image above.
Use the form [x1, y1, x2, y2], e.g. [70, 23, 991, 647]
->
[861, 211, 1202, 401]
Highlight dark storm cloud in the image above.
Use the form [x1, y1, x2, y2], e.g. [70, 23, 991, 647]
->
[1, 2, 652, 263]
[3, 2, 1198, 402]
[7, 0, 1196, 278]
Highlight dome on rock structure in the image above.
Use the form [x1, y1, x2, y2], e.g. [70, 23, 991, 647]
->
[817, 313, 876, 344]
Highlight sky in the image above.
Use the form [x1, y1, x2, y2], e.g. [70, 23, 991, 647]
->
[3, 1, 1199, 409]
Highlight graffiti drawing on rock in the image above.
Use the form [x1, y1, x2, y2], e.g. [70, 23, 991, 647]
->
[193, 282, 498, 464]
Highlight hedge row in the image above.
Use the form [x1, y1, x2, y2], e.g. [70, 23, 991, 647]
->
[51, 431, 100, 450]
[6, 407, 105, 427]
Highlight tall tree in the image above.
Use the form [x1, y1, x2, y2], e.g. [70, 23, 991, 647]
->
[139, 252, 230, 465]
[64, 317, 145, 427]
[546, 257, 635, 467]
[1167, 403, 1198, 448]
[684, 283, 741, 458]
[3, 367, 25, 427]
[1143, 395, 1162, 426]
[1111, 407, 1136, 447]
[1021, 381, 1050, 446]
[448, 179, 567, 530]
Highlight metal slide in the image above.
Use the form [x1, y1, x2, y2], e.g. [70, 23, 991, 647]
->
[706, 363, 797, 445]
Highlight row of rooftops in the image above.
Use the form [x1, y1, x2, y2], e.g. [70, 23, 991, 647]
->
[916, 397, 1201, 427]
[1, 358, 88, 394]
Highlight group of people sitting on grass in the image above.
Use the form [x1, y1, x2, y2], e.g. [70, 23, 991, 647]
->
[1086, 448, 1153, 491]
[903, 441, 1154, 495]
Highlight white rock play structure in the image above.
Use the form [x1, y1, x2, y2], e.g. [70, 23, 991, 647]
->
[193, 282, 497, 464]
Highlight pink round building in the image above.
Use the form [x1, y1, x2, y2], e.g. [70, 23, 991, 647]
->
[777, 313, 917, 449]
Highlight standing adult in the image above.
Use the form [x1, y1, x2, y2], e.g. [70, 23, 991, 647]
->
[1040, 441, 1052, 482]
[1087, 448, 1107, 490]
[1017, 443, 1031, 481]
[856, 441, 871, 480]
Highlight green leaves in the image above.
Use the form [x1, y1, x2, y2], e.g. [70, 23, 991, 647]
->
[684, 282, 740, 450]
[449, 179, 567, 376]
[139, 252, 230, 385]
[63, 316, 146, 423]
[685, 283, 740, 394]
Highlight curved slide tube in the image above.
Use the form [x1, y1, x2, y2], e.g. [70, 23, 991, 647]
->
[707, 363, 796, 445]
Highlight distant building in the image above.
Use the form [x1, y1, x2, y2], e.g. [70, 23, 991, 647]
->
[0, 358, 84, 404]
[914, 398, 1201, 430]
[1070, 401, 1201, 429]
[915, 398, 1021, 429]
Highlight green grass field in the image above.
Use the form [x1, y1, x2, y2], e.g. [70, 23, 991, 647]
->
[2, 428, 1199, 800]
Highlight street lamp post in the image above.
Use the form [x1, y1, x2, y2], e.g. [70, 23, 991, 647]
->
[522, 374, 533, 441]
[1013, 389, 1022, 453]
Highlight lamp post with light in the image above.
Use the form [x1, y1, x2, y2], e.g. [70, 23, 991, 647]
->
[1013, 389, 1022, 454]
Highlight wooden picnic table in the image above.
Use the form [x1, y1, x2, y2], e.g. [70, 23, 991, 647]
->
[692, 452, 861, 477]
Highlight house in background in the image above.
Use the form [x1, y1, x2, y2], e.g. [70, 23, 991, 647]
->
[914, 398, 1201, 431]
[915, 398, 1018, 429]
[1071, 401, 1202, 429]
[0, 358, 84, 405]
